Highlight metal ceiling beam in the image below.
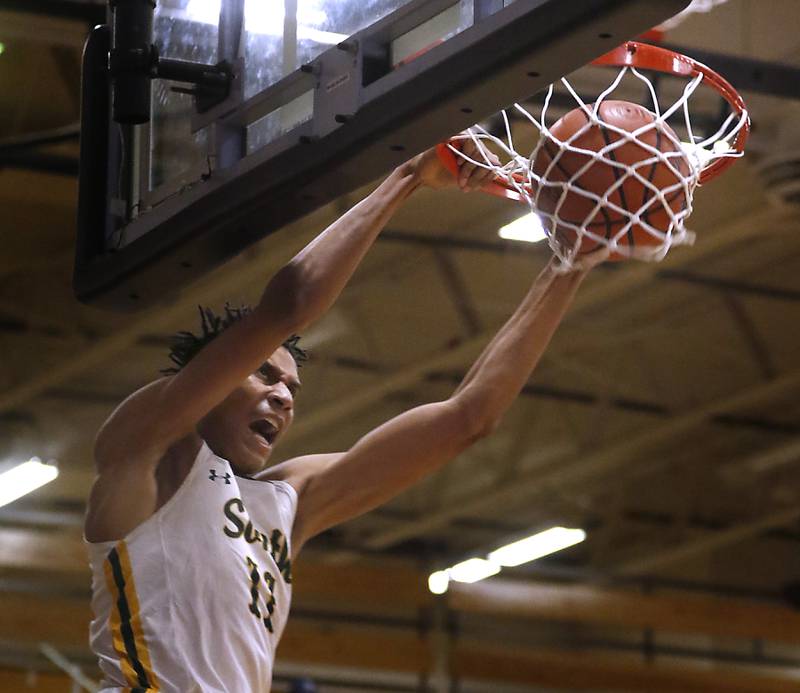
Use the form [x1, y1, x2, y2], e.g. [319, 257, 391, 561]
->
[363, 364, 800, 550]
[0, 298, 87, 340]
[0, 123, 80, 153]
[426, 371, 799, 435]
[723, 436, 800, 478]
[615, 504, 800, 577]
[0, 248, 76, 280]
[0, 236, 297, 414]
[0, 151, 79, 176]
[658, 269, 800, 303]
[722, 292, 777, 380]
[287, 207, 794, 444]
[381, 233, 800, 303]
[662, 43, 800, 101]
[0, 0, 104, 25]
[431, 248, 483, 337]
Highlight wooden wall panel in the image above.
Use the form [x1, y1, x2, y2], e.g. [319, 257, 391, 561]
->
[449, 578, 800, 644]
[0, 592, 90, 645]
[278, 620, 432, 673]
[0, 669, 72, 693]
[455, 642, 800, 692]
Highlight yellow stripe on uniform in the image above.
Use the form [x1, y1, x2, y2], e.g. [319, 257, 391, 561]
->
[104, 541, 161, 691]
[116, 541, 160, 691]
[104, 553, 140, 688]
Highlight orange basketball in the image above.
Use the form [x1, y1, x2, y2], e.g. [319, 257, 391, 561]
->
[532, 100, 691, 260]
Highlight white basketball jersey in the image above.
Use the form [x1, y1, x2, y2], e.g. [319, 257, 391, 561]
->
[86, 441, 297, 692]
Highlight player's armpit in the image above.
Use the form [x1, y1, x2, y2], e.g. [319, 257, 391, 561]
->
[88, 378, 206, 542]
[275, 399, 483, 556]
[84, 462, 160, 543]
[93, 379, 171, 471]
[261, 453, 342, 557]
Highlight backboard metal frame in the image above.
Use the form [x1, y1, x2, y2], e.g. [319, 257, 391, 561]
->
[75, 0, 689, 309]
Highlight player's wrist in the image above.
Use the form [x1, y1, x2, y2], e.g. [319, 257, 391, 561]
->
[387, 160, 425, 199]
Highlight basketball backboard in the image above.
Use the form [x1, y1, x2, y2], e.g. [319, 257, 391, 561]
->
[75, 0, 690, 308]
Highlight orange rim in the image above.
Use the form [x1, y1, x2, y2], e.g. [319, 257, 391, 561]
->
[592, 41, 749, 183]
[435, 41, 749, 198]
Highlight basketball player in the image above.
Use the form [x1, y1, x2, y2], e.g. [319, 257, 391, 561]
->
[84, 140, 605, 692]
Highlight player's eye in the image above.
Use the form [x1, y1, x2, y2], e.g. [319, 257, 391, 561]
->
[257, 364, 276, 382]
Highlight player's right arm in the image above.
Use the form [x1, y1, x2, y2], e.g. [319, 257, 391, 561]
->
[86, 144, 494, 542]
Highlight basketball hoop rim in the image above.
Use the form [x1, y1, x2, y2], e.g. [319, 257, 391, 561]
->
[435, 41, 750, 201]
[592, 41, 750, 184]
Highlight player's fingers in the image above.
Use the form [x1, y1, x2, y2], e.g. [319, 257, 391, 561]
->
[472, 162, 498, 184]
[457, 159, 479, 189]
[468, 153, 502, 190]
[463, 169, 492, 191]
[460, 137, 500, 165]
[484, 150, 501, 168]
[459, 136, 483, 159]
[566, 245, 611, 272]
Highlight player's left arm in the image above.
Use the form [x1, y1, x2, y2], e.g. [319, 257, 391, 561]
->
[274, 252, 607, 558]
[270, 398, 480, 557]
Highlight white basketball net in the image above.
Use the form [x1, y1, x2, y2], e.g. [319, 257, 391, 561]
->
[448, 64, 747, 271]
[657, 0, 731, 31]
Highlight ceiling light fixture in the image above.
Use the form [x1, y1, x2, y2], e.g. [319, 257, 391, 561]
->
[0, 458, 59, 509]
[448, 557, 501, 584]
[427, 570, 450, 595]
[488, 527, 586, 567]
[498, 213, 547, 243]
[427, 526, 586, 594]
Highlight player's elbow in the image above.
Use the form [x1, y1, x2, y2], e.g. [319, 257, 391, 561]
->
[451, 390, 503, 444]
[469, 413, 502, 441]
[257, 263, 311, 333]
[261, 259, 342, 332]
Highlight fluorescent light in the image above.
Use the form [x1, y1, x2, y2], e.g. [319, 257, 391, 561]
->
[0, 458, 59, 509]
[449, 557, 501, 584]
[0, 43, 5, 56]
[428, 570, 450, 595]
[488, 527, 586, 568]
[427, 526, 585, 593]
[498, 213, 547, 243]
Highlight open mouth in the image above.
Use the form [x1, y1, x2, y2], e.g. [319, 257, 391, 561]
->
[249, 419, 278, 446]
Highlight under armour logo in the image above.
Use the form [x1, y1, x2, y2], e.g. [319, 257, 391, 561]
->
[209, 469, 231, 484]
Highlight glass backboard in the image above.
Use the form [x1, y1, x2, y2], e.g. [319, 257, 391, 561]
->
[75, 0, 690, 308]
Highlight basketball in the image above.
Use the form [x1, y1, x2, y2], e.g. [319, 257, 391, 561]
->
[532, 100, 692, 260]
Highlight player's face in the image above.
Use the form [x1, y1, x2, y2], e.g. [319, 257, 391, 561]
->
[198, 346, 301, 476]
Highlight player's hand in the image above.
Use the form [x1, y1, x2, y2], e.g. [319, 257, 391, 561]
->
[452, 137, 501, 191]
[569, 246, 611, 272]
[553, 245, 611, 274]
[407, 135, 500, 191]
[406, 146, 455, 189]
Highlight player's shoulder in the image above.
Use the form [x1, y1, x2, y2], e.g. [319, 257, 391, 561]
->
[257, 453, 344, 495]
[94, 377, 172, 469]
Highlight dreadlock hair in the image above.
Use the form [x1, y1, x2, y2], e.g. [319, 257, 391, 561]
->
[161, 303, 308, 375]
